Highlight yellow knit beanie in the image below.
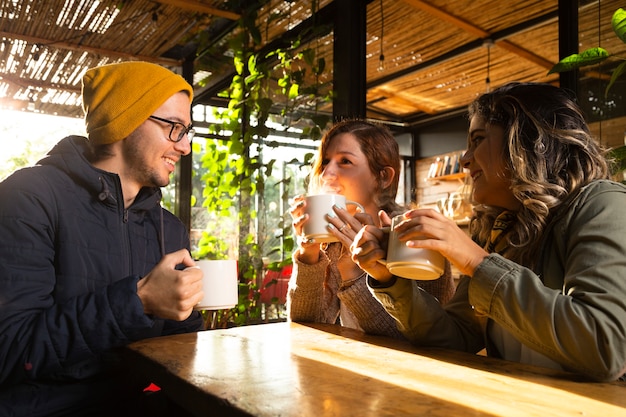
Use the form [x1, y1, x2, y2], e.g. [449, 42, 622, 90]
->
[81, 61, 193, 145]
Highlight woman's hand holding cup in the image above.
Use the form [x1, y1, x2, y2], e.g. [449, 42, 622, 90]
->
[329, 207, 394, 282]
[289, 195, 320, 263]
[400, 208, 488, 277]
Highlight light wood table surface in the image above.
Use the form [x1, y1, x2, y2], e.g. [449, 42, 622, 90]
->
[124, 321, 626, 417]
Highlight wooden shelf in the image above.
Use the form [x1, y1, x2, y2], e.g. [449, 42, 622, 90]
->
[427, 172, 467, 182]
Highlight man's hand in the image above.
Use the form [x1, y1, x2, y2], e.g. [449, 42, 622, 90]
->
[136, 249, 204, 321]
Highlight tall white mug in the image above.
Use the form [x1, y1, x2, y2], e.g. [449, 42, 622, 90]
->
[378, 215, 445, 280]
[194, 260, 239, 310]
[302, 194, 364, 243]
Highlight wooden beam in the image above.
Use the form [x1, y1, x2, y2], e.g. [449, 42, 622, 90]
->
[0, 73, 82, 93]
[0, 30, 182, 66]
[400, 0, 553, 69]
[369, 86, 438, 114]
[400, 0, 488, 38]
[496, 40, 554, 69]
[154, 0, 240, 20]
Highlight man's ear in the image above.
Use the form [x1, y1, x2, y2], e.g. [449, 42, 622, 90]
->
[380, 166, 395, 189]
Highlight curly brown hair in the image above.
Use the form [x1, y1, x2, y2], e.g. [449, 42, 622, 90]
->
[467, 82, 610, 266]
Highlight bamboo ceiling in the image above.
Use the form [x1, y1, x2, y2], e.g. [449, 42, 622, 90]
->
[1, 0, 624, 127]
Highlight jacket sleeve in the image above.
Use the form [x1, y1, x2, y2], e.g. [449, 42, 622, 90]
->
[0, 173, 158, 386]
[369, 275, 484, 352]
[342, 263, 457, 338]
[469, 185, 626, 382]
[159, 208, 204, 335]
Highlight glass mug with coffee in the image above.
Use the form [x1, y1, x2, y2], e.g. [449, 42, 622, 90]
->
[301, 194, 364, 243]
[378, 214, 445, 280]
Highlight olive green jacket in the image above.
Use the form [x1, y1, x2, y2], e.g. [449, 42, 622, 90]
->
[370, 180, 626, 382]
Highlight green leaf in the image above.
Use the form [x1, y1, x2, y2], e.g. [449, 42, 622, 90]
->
[288, 83, 299, 99]
[548, 48, 610, 74]
[316, 57, 326, 75]
[302, 48, 315, 67]
[612, 8, 626, 43]
[277, 76, 289, 88]
[605, 60, 626, 97]
[247, 54, 257, 74]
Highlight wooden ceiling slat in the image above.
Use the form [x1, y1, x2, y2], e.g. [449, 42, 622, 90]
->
[1, 0, 621, 126]
[400, 0, 490, 38]
[154, 0, 240, 20]
[0, 30, 181, 65]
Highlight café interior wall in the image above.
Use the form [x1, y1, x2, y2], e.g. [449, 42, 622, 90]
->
[413, 116, 469, 159]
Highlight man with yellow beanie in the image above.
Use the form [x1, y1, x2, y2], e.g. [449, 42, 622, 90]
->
[0, 61, 202, 416]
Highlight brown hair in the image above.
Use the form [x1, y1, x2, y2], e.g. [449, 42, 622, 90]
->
[309, 119, 403, 214]
[467, 82, 609, 266]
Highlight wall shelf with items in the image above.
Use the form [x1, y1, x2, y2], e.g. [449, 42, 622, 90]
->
[427, 172, 467, 182]
[415, 149, 469, 209]
[425, 151, 465, 180]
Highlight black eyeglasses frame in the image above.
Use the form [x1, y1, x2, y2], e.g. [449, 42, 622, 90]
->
[148, 115, 195, 143]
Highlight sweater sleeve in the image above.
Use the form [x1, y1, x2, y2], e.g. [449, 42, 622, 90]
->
[337, 277, 404, 338]
[287, 249, 340, 324]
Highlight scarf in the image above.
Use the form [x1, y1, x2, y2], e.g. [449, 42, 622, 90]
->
[483, 210, 516, 255]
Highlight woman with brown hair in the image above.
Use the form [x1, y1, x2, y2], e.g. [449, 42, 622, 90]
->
[287, 119, 455, 337]
[347, 83, 626, 381]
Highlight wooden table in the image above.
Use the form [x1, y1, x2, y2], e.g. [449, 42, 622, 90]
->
[124, 322, 626, 417]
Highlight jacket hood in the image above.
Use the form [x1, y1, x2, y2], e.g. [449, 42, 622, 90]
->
[38, 136, 162, 211]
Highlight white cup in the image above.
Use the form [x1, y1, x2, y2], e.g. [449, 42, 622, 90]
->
[378, 215, 445, 280]
[302, 194, 364, 243]
[194, 260, 239, 310]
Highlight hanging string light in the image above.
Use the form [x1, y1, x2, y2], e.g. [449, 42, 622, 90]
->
[377, 0, 385, 72]
[32, 44, 41, 61]
[483, 39, 493, 92]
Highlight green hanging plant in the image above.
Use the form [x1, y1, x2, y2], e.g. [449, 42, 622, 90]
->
[191, 3, 333, 327]
[549, 8, 626, 97]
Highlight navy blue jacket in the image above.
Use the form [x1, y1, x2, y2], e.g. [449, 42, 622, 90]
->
[0, 136, 202, 415]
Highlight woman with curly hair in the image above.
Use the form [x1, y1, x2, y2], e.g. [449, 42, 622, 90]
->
[287, 120, 455, 338]
[340, 82, 626, 381]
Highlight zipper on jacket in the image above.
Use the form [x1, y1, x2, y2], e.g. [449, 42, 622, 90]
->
[121, 208, 132, 275]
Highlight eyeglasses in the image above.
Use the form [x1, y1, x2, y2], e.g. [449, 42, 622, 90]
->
[148, 115, 195, 143]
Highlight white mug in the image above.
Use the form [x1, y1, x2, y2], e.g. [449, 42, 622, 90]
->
[302, 194, 364, 243]
[378, 215, 445, 280]
[194, 260, 239, 310]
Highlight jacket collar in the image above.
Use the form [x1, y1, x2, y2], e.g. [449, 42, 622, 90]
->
[38, 136, 162, 211]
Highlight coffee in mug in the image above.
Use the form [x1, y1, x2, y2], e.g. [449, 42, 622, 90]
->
[378, 215, 445, 280]
[301, 194, 364, 243]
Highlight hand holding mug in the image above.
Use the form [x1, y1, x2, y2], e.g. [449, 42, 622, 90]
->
[137, 249, 204, 321]
[400, 208, 488, 277]
[289, 194, 321, 263]
[329, 208, 394, 281]
[377, 214, 445, 280]
[300, 194, 364, 243]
